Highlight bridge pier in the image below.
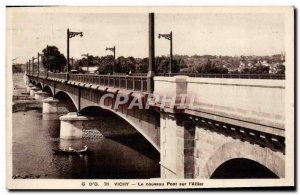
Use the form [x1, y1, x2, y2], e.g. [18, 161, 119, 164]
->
[24, 74, 29, 85]
[34, 91, 48, 101]
[29, 87, 39, 97]
[160, 113, 196, 179]
[26, 84, 33, 92]
[59, 112, 90, 139]
[42, 97, 61, 114]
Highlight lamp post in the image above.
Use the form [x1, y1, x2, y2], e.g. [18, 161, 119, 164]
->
[32, 57, 37, 74]
[45, 45, 49, 72]
[158, 31, 173, 73]
[81, 53, 89, 73]
[29, 59, 31, 74]
[147, 13, 155, 93]
[106, 46, 116, 74]
[37, 52, 44, 74]
[67, 28, 83, 73]
[71, 57, 74, 68]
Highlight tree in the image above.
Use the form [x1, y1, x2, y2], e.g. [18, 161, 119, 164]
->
[80, 55, 98, 67]
[171, 58, 180, 73]
[254, 64, 269, 74]
[194, 58, 228, 74]
[135, 58, 148, 73]
[98, 55, 114, 74]
[115, 56, 136, 73]
[240, 64, 269, 74]
[156, 56, 180, 74]
[179, 59, 187, 69]
[276, 64, 285, 74]
[115, 56, 126, 73]
[42, 46, 66, 72]
[126, 56, 137, 73]
[156, 56, 169, 73]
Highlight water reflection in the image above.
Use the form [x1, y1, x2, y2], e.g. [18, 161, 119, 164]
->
[13, 110, 160, 179]
[42, 113, 60, 138]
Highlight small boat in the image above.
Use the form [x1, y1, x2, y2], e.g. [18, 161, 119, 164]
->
[52, 148, 90, 155]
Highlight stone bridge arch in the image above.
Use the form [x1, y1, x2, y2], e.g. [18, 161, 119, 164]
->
[36, 82, 43, 90]
[79, 105, 160, 152]
[43, 85, 54, 97]
[54, 90, 78, 112]
[198, 140, 285, 178]
[210, 158, 279, 178]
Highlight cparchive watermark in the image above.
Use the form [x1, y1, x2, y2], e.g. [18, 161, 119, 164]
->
[99, 93, 199, 110]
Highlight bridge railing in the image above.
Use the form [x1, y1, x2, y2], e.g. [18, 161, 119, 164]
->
[27, 72, 34, 76]
[156, 73, 285, 80]
[47, 72, 68, 81]
[69, 74, 148, 92]
[112, 72, 148, 76]
[38, 72, 48, 78]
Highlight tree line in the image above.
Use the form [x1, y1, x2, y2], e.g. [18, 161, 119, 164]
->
[36, 45, 285, 75]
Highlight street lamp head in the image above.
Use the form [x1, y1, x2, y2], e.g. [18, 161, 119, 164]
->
[106, 47, 115, 52]
[68, 31, 83, 38]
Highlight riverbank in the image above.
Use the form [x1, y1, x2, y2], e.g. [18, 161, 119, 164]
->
[12, 74, 42, 112]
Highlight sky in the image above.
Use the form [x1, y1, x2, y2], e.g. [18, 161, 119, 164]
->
[7, 7, 285, 64]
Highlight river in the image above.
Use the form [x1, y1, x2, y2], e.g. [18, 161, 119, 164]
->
[12, 74, 160, 179]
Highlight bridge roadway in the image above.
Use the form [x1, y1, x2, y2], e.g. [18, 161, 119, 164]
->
[26, 72, 285, 179]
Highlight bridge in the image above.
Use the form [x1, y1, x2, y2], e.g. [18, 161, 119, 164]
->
[24, 13, 285, 179]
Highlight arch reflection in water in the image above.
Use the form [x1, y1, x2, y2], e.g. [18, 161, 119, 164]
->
[38, 109, 160, 179]
[42, 113, 61, 138]
[50, 136, 160, 179]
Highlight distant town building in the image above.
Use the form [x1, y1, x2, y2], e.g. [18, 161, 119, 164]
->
[81, 66, 98, 73]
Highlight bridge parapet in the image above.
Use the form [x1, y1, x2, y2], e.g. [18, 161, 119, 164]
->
[38, 72, 48, 79]
[154, 76, 285, 136]
[47, 72, 68, 82]
[68, 74, 148, 92]
[157, 73, 285, 80]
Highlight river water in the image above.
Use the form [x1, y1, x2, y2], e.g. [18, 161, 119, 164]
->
[12, 74, 160, 179]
